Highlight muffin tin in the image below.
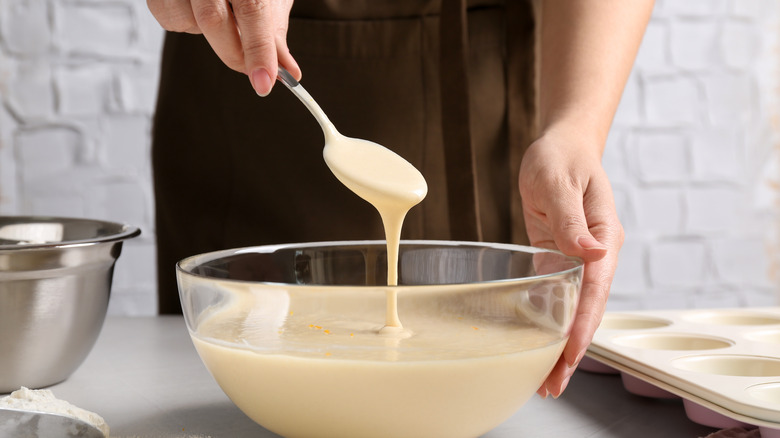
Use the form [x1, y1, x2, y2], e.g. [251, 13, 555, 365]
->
[583, 307, 780, 436]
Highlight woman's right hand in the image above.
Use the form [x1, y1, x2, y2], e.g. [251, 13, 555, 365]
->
[147, 0, 301, 96]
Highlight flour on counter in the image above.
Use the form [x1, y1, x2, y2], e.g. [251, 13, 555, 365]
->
[0, 387, 110, 437]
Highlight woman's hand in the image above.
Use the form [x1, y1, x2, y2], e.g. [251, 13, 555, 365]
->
[519, 129, 624, 398]
[528, 0, 652, 397]
[147, 0, 301, 95]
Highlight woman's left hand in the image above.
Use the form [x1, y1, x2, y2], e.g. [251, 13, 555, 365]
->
[519, 128, 625, 399]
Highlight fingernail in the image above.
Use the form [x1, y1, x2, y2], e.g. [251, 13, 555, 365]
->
[537, 386, 549, 399]
[568, 349, 585, 369]
[251, 68, 273, 96]
[577, 235, 607, 251]
[552, 376, 571, 399]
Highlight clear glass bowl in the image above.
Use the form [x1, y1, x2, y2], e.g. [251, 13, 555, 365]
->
[177, 240, 583, 438]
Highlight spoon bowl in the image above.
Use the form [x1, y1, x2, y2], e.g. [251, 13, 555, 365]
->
[323, 136, 427, 207]
[276, 67, 427, 209]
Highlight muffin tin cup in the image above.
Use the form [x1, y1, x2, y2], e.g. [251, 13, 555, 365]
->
[682, 399, 754, 429]
[578, 356, 619, 374]
[585, 308, 780, 432]
[620, 372, 679, 399]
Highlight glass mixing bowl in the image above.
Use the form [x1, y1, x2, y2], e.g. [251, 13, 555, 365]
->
[177, 240, 583, 438]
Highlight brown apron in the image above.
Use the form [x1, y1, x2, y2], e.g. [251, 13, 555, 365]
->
[151, 0, 536, 314]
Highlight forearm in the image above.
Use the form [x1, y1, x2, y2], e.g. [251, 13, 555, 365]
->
[537, 0, 654, 151]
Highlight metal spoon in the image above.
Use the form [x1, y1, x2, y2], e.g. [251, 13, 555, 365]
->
[275, 67, 427, 207]
[0, 407, 106, 437]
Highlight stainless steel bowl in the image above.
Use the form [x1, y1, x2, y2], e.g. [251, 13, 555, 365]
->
[0, 216, 140, 393]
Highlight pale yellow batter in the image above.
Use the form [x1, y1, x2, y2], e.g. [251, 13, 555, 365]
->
[192, 293, 564, 438]
[323, 132, 427, 330]
[286, 79, 428, 330]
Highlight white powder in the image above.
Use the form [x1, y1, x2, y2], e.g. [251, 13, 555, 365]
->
[0, 387, 109, 437]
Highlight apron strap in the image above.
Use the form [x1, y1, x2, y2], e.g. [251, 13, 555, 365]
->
[439, 0, 482, 241]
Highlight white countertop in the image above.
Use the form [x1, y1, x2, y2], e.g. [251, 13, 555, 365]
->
[44, 317, 716, 438]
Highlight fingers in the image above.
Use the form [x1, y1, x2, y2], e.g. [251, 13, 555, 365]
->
[230, 0, 275, 94]
[540, 211, 623, 398]
[563, 221, 622, 363]
[231, 0, 298, 95]
[567, 263, 612, 360]
[147, 0, 200, 34]
[148, 0, 300, 94]
[537, 263, 610, 398]
[190, 0, 245, 73]
[539, 355, 572, 399]
[268, 0, 301, 80]
[147, 0, 241, 69]
[563, 173, 623, 368]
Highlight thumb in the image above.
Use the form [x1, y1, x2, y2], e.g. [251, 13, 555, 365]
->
[576, 234, 608, 260]
[547, 191, 608, 262]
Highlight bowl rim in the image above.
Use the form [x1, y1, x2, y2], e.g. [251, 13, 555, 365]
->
[0, 215, 141, 250]
[176, 239, 584, 288]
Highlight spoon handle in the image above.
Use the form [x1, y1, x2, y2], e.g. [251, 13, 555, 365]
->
[276, 67, 338, 139]
[277, 66, 300, 88]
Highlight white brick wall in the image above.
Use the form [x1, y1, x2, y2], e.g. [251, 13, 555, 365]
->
[0, 0, 162, 315]
[607, 0, 780, 311]
[0, 1, 778, 315]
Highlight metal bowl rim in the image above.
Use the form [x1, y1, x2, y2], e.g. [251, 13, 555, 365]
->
[0, 215, 141, 251]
